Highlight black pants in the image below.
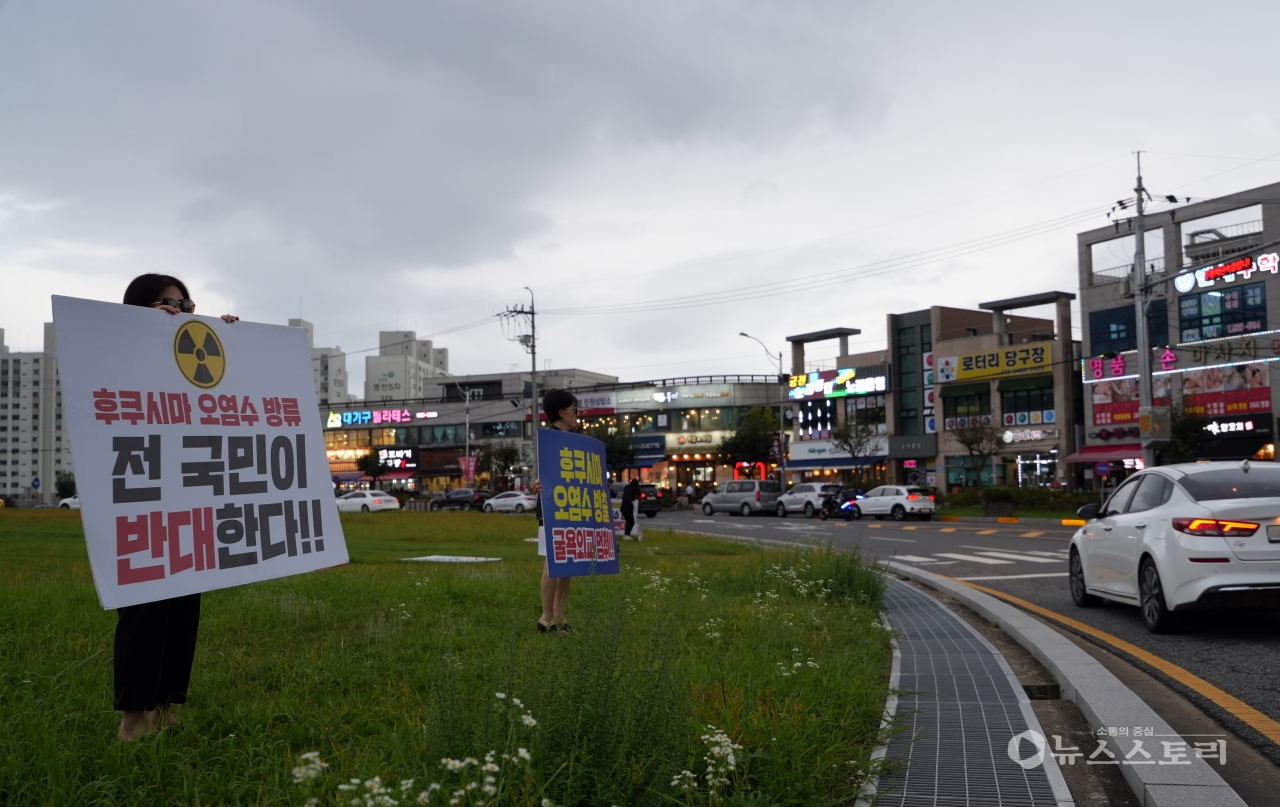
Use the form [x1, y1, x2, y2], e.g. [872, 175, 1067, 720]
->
[622, 506, 636, 536]
[113, 593, 201, 711]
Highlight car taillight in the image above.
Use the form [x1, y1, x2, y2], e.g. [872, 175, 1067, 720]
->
[639, 493, 647, 499]
[907, 494, 919, 501]
[1172, 518, 1259, 537]
[755, 490, 761, 502]
[929, 495, 935, 501]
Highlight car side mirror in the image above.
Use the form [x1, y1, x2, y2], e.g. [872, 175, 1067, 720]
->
[1076, 503, 1100, 521]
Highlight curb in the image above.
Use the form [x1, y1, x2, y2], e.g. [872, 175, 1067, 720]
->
[883, 560, 1247, 807]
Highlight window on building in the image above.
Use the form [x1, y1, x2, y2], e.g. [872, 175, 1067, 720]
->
[943, 392, 991, 419]
[920, 324, 932, 353]
[848, 394, 887, 432]
[898, 389, 919, 435]
[1090, 301, 1169, 353]
[1179, 283, 1265, 342]
[481, 421, 521, 438]
[898, 327, 918, 391]
[1001, 387, 1054, 415]
[799, 399, 836, 439]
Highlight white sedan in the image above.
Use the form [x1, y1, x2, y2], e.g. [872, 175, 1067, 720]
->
[484, 491, 537, 513]
[858, 485, 935, 521]
[335, 490, 402, 513]
[1071, 461, 1280, 633]
[59, 496, 81, 509]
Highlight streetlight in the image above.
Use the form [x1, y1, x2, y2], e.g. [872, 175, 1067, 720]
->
[739, 332, 788, 487]
[437, 369, 478, 481]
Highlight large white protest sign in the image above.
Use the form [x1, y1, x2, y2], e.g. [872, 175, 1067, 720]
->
[53, 296, 348, 609]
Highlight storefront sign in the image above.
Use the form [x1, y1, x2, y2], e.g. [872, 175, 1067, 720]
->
[614, 386, 731, 409]
[326, 448, 370, 462]
[1003, 428, 1059, 443]
[418, 449, 463, 474]
[415, 411, 439, 419]
[788, 365, 890, 401]
[1202, 414, 1273, 437]
[327, 408, 412, 428]
[1001, 410, 1056, 426]
[887, 434, 937, 459]
[378, 447, 418, 470]
[52, 295, 348, 610]
[937, 344, 1051, 383]
[577, 391, 616, 413]
[1173, 252, 1279, 292]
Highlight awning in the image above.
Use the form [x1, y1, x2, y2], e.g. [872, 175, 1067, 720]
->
[331, 471, 364, 483]
[361, 470, 416, 482]
[1061, 444, 1141, 463]
[787, 455, 885, 471]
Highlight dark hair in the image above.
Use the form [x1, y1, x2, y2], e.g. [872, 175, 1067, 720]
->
[123, 274, 190, 308]
[542, 388, 577, 423]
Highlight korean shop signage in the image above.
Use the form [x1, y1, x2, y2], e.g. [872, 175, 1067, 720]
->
[52, 296, 347, 610]
[326, 408, 413, 428]
[1173, 252, 1279, 292]
[377, 447, 418, 470]
[788, 364, 889, 400]
[937, 345, 1051, 383]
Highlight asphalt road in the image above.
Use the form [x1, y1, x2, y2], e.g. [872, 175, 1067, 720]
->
[656, 508, 1280, 763]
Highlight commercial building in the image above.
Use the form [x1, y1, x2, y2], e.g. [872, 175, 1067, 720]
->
[364, 330, 450, 403]
[1073, 181, 1280, 482]
[288, 319, 354, 407]
[0, 324, 73, 504]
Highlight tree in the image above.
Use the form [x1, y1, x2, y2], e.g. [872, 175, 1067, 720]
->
[830, 420, 883, 488]
[55, 471, 76, 500]
[949, 420, 1007, 490]
[718, 406, 777, 478]
[1158, 406, 1217, 464]
[478, 441, 524, 488]
[355, 451, 393, 487]
[585, 424, 638, 478]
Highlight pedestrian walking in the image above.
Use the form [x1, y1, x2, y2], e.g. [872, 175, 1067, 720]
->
[621, 478, 640, 538]
[114, 273, 239, 742]
[534, 389, 578, 633]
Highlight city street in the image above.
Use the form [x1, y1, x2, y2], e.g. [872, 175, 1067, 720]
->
[659, 509, 1280, 762]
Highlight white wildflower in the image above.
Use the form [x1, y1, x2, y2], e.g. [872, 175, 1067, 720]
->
[400, 779, 415, 792]
[290, 751, 329, 783]
[495, 692, 506, 700]
[522, 713, 538, 727]
[517, 747, 532, 762]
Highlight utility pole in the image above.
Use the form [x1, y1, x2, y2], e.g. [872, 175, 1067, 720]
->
[1130, 153, 1158, 468]
[436, 369, 477, 482]
[740, 332, 789, 486]
[501, 288, 539, 483]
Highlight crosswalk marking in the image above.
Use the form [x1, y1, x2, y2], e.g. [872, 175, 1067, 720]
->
[940, 527, 956, 533]
[1020, 531, 1045, 538]
[975, 551, 1061, 564]
[977, 529, 996, 535]
[867, 524, 881, 528]
[1028, 550, 1070, 557]
[902, 526, 918, 531]
[893, 554, 937, 563]
[935, 553, 1013, 565]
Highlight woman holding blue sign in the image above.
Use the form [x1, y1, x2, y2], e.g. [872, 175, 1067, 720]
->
[535, 389, 578, 633]
[114, 274, 238, 742]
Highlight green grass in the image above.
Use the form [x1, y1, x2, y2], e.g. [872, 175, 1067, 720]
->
[0, 510, 889, 807]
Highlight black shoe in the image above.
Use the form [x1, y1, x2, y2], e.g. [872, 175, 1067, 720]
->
[559, 623, 572, 633]
[537, 621, 552, 633]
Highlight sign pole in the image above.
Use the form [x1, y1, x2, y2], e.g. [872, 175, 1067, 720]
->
[1131, 153, 1158, 468]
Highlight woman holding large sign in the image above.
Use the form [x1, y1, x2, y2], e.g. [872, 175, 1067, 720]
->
[535, 389, 578, 633]
[114, 274, 238, 742]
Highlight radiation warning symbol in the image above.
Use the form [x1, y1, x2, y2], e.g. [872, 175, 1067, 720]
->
[173, 321, 226, 389]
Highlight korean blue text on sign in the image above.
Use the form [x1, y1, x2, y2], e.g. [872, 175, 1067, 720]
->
[536, 428, 619, 578]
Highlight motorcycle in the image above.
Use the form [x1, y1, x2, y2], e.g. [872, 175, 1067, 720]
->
[817, 489, 843, 520]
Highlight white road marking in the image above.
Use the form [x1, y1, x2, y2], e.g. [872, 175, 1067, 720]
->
[1028, 550, 1071, 557]
[957, 572, 1069, 581]
[892, 555, 938, 563]
[974, 551, 1062, 564]
[935, 553, 1014, 565]
[867, 536, 917, 543]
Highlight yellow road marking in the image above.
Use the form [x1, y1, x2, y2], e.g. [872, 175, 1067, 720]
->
[977, 529, 996, 535]
[953, 579, 1280, 745]
[902, 526, 918, 531]
[833, 523, 849, 527]
[940, 527, 956, 533]
[867, 524, 881, 528]
[1021, 531, 1044, 538]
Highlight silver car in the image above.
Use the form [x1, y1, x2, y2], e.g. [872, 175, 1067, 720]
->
[776, 483, 841, 518]
[701, 479, 782, 516]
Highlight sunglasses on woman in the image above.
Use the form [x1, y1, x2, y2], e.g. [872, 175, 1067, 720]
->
[151, 298, 196, 313]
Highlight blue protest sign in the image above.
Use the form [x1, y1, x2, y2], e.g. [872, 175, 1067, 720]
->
[537, 428, 619, 578]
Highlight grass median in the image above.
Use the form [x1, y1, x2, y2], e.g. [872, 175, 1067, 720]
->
[1, 509, 890, 806]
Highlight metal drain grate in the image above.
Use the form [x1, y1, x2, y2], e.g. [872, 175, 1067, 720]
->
[871, 578, 1069, 807]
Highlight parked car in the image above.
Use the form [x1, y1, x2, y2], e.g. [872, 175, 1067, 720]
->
[1070, 462, 1280, 633]
[430, 488, 493, 511]
[336, 490, 402, 513]
[701, 479, 782, 516]
[484, 491, 537, 513]
[609, 483, 664, 518]
[858, 485, 935, 521]
[776, 483, 843, 518]
[58, 496, 81, 510]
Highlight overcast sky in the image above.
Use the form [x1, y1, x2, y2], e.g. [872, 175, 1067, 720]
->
[3, 1, 1280, 393]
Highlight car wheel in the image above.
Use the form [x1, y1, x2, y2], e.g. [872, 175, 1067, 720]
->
[702, 502, 714, 516]
[740, 503, 753, 517]
[846, 505, 861, 521]
[1069, 549, 1102, 607]
[819, 508, 829, 521]
[1139, 558, 1178, 633]
[60, 503, 70, 509]
[361, 504, 370, 512]
[891, 505, 906, 521]
[483, 503, 493, 513]
[514, 504, 525, 513]
[429, 502, 439, 511]
[776, 503, 787, 518]
[462, 502, 472, 512]
[803, 502, 815, 518]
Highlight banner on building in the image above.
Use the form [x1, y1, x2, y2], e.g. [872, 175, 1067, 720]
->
[536, 428, 619, 578]
[52, 296, 348, 610]
[937, 344, 1052, 383]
